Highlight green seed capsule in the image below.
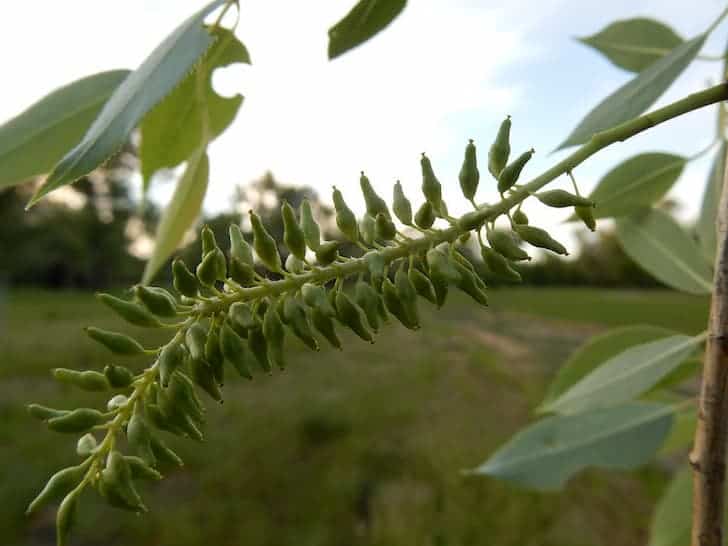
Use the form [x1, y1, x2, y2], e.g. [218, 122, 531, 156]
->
[486, 229, 530, 261]
[134, 286, 177, 318]
[335, 291, 374, 342]
[301, 283, 336, 316]
[127, 405, 156, 466]
[299, 199, 321, 251]
[124, 456, 162, 481]
[48, 408, 105, 433]
[332, 186, 359, 243]
[310, 307, 342, 349]
[185, 322, 207, 361]
[488, 116, 511, 178]
[52, 369, 110, 392]
[536, 189, 595, 208]
[512, 209, 529, 225]
[157, 343, 184, 387]
[85, 327, 144, 356]
[354, 280, 382, 332]
[205, 325, 225, 385]
[26, 462, 88, 515]
[282, 298, 319, 351]
[229, 224, 254, 266]
[420, 153, 442, 212]
[382, 277, 417, 330]
[200, 225, 218, 257]
[286, 253, 305, 274]
[56, 490, 79, 546]
[248, 327, 272, 373]
[481, 245, 522, 283]
[263, 304, 287, 370]
[408, 267, 437, 304]
[230, 257, 256, 286]
[360, 214, 376, 246]
[575, 205, 597, 231]
[498, 148, 534, 194]
[315, 240, 339, 265]
[96, 293, 161, 328]
[414, 201, 435, 229]
[392, 180, 413, 225]
[172, 258, 199, 297]
[281, 200, 307, 260]
[76, 433, 97, 457]
[395, 266, 420, 329]
[452, 260, 489, 306]
[189, 357, 223, 402]
[104, 364, 135, 388]
[99, 450, 146, 512]
[250, 210, 283, 273]
[220, 322, 253, 379]
[149, 434, 184, 468]
[375, 212, 396, 240]
[28, 404, 69, 421]
[360, 171, 390, 218]
[459, 139, 480, 200]
[513, 224, 569, 255]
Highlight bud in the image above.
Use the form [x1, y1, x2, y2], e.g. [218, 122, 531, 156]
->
[408, 267, 437, 304]
[52, 368, 110, 391]
[250, 210, 283, 273]
[311, 307, 342, 349]
[497, 148, 534, 194]
[283, 298, 319, 351]
[220, 322, 253, 379]
[513, 224, 569, 255]
[359, 213, 376, 246]
[536, 189, 594, 208]
[332, 187, 359, 243]
[263, 304, 287, 370]
[27, 463, 87, 515]
[459, 139, 480, 200]
[172, 258, 199, 297]
[575, 205, 597, 231]
[282, 200, 307, 260]
[96, 293, 161, 328]
[488, 116, 511, 178]
[375, 212, 396, 240]
[486, 229, 530, 261]
[76, 433, 97, 457]
[481, 245, 521, 283]
[335, 291, 374, 343]
[299, 199, 321, 251]
[85, 327, 145, 356]
[354, 280, 382, 332]
[360, 171, 389, 218]
[229, 224, 254, 266]
[104, 364, 135, 388]
[414, 201, 435, 229]
[315, 240, 339, 265]
[48, 408, 106, 433]
[392, 181, 413, 226]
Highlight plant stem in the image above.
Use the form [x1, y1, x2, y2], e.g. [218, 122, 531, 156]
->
[691, 144, 728, 546]
[196, 82, 728, 316]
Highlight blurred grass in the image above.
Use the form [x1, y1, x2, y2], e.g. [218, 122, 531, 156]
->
[0, 287, 709, 546]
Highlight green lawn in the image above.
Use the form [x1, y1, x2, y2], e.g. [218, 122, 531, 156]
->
[0, 287, 708, 546]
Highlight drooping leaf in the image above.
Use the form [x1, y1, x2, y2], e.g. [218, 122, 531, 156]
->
[28, 0, 226, 207]
[558, 34, 706, 149]
[0, 70, 129, 189]
[470, 402, 673, 491]
[328, 0, 407, 59]
[696, 142, 726, 262]
[578, 18, 683, 73]
[140, 26, 250, 189]
[648, 467, 692, 546]
[142, 148, 209, 284]
[585, 153, 686, 219]
[540, 325, 676, 411]
[616, 208, 713, 294]
[542, 335, 702, 415]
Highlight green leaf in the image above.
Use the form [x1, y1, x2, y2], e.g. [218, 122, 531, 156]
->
[542, 335, 702, 415]
[586, 153, 686, 219]
[558, 34, 706, 149]
[140, 26, 250, 188]
[328, 0, 407, 59]
[659, 407, 696, 456]
[696, 142, 726, 263]
[28, 0, 226, 207]
[142, 148, 209, 284]
[540, 325, 676, 410]
[470, 402, 673, 491]
[0, 70, 129, 189]
[578, 18, 683, 73]
[616, 208, 713, 294]
[648, 467, 691, 546]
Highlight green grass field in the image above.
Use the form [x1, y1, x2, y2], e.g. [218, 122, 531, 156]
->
[0, 287, 709, 546]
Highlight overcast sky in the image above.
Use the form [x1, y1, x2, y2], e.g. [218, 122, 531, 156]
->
[1, 1, 727, 244]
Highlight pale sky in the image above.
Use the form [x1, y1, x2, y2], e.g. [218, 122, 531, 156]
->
[1, 1, 727, 246]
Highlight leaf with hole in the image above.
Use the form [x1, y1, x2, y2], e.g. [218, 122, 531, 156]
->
[616, 208, 713, 294]
[142, 148, 209, 284]
[140, 26, 249, 189]
[578, 18, 683, 73]
[470, 402, 673, 491]
[542, 334, 702, 415]
[28, 0, 226, 207]
[540, 325, 676, 411]
[328, 0, 407, 59]
[0, 70, 129, 190]
[558, 34, 705, 149]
